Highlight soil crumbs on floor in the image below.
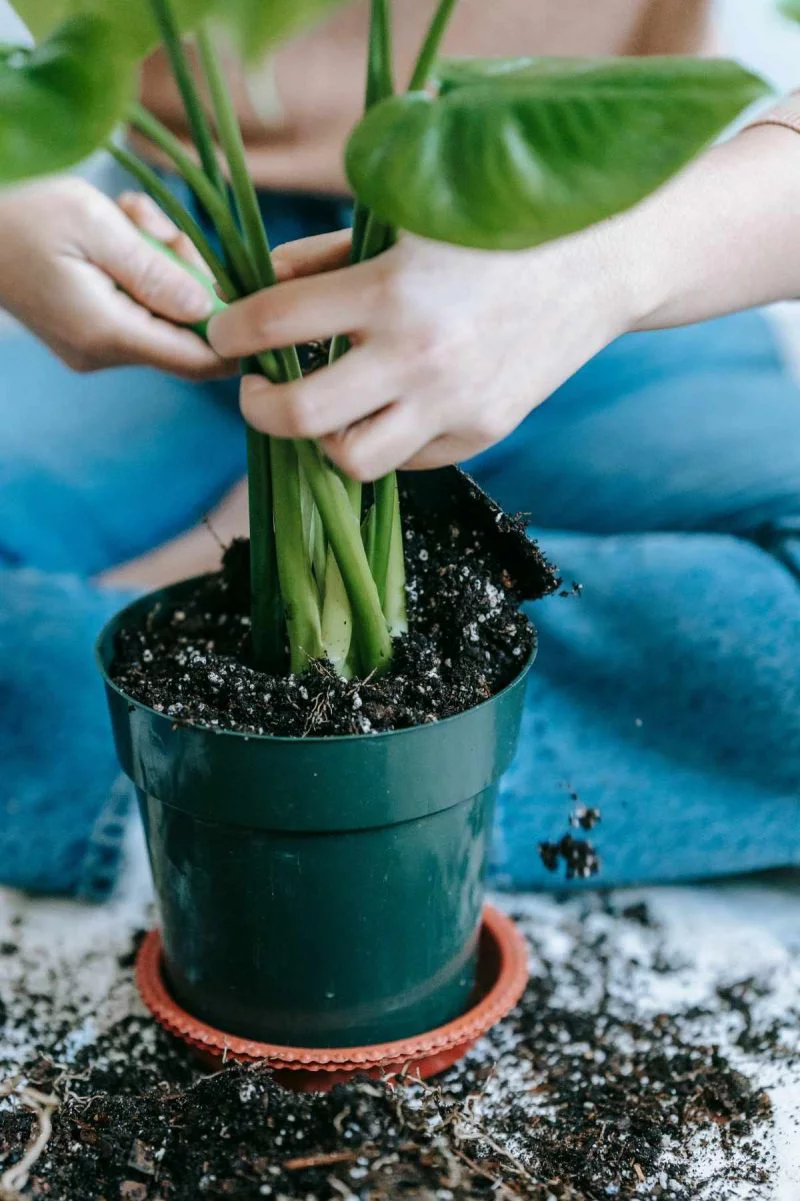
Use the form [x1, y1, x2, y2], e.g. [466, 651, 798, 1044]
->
[2, 897, 798, 1201]
[110, 503, 551, 736]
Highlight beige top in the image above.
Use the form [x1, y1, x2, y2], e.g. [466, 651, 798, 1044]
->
[137, 0, 713, 194]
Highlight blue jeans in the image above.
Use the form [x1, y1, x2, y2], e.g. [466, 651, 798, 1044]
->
[1, 185, 799, 898]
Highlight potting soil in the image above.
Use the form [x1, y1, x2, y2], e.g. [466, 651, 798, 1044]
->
[111, 501, 557, 737]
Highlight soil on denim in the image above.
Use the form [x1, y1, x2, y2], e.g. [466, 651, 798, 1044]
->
[110, 489, 557, 737]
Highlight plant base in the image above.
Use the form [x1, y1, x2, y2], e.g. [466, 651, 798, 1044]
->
[135, 905, 528, 1092]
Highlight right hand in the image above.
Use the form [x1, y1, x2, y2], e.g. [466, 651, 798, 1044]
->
[0, 178, 231, 379]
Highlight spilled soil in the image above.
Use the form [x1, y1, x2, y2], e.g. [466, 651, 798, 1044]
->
[2, 897, 796, 1201]
[111, 483, 558, 738]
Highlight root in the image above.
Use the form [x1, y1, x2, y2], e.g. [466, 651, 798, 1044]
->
[0, 1079, 59, 1198]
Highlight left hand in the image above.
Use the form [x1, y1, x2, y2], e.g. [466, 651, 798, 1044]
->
[0, 179, 231, 379]
[207, 223, 631, 480]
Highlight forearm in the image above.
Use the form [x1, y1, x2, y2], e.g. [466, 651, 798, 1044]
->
[98, 477, 249, 590]
[620, 122, 800, 331]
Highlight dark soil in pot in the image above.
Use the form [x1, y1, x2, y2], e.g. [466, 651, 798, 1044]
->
[110, 473, 559, 735]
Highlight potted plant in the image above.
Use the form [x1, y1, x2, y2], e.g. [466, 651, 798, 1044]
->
[1, 0, 767, 1047]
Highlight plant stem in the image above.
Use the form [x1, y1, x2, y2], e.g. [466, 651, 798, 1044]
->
[128, 102, 258, 294]
[351, 0, 395, 263]
[321, 555, 353, 677]
[141, 4, 394, 678]
[148, 0, 226, 196]
[270, 436, 325, 672]
[295, 442, 393, 673]
[370, 473, 395, 607]
[366, 0, 394, 107]
[194, 27, 277, 291]
[383, 489, 408, 635]
[191, 27, 310, 671]
[247, 427, 286, 672]
[107, 142, 236, 299]
[356, 0, 459, 634]
[319, 0, 400, 661]
[408, 0, 458, 91]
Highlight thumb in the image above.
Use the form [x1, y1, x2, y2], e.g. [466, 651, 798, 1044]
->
[93, 208, 215, 325]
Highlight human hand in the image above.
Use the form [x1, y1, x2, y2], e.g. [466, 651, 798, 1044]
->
[207, 223, 632, 479]
[0, 178, 230, 379]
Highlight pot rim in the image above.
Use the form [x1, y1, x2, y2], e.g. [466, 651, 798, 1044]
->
[96, 574, 537, 747]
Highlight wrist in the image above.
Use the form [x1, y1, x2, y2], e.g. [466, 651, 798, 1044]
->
[588, 197, 667, 339]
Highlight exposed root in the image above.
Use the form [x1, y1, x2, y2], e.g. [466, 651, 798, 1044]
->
[0, 1079, 59, 1198]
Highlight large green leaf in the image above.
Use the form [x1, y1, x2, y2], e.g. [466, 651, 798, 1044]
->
[11, 0, 216, 57]
[213, 0, 349, 59]
[345, 56, 770, 251]
[778, 0, 800, 24]
[0, 15, 134, 184]
[12, 0, 347, 60]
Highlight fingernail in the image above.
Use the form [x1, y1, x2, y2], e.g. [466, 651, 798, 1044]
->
[240, 375, 273, 424]
[206, 311, 225, 352]
[241, 373, 269, 401]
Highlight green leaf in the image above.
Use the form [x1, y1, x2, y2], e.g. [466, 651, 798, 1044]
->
[346, 56, 771, 251]
[11, 0, 216, 58]
[212, 0, 349, 59]
[0, 15, 134, 184]
[13, 0, 348, 61]
[778, 0, 800, 25]
[0, 0, 349, 184]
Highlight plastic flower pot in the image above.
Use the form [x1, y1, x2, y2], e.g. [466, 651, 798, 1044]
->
[97, 470, 554, 1049]
[97, 592, 533, 1046]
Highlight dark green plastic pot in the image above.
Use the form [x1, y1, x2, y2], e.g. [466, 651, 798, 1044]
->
[97, 579, 535, 1048]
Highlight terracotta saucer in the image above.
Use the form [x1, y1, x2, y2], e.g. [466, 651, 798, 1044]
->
[135, 904, 528, 1091]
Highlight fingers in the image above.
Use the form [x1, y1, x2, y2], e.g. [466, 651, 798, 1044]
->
[94, 199, 214, 325]
[118, 191, 208, 274]
[271, 229, 352, 281]
[402, 433, 490, 472]
[239, 346, 397, 440]
[101, 292, 233, 380]
[320, 402, 437, 482]
[208, 257, 382, 358]
[118, 191, 177, 242]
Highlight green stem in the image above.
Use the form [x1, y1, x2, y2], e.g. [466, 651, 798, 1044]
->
[270, 437, 325, 672]
[354, 0, 458, 633]
[352, 0, 395, 264]
[295, 442, 392, 674]
[370, 473, 396, 605]
[360, 210, 395, 261]
[321, 554, 353, 677]
[383, 488, 408, 635]
[247, 427, 286, 672]
[128, 102, 258, 294]
[107, 142, 236, 299]
[366, 0, 394, 107]
[320, 0, 400, 651]
[148, 0, 226, 196]
[141, 7, 395, 678]
[408, 0, 458, 91]
[193, 26, 306, 673]
[195, 27, 277, 291]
